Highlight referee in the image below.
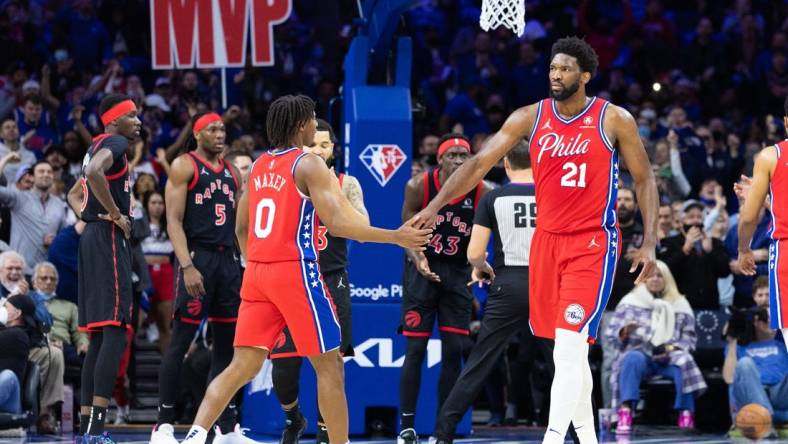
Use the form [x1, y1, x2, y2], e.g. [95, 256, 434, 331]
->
[432, 141, 546, 442]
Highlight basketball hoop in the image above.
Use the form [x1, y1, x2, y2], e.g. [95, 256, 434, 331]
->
[479, 0, 526, 37]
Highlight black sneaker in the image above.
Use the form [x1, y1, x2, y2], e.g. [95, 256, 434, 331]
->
[279, 413, 306, 444]
[397, 428, 419, 444]
[315, 424, 329, 444]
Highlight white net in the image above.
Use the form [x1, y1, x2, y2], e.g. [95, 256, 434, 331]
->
[479, 0, 526, 37]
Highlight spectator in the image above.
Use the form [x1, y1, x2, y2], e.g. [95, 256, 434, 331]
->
[10, 164, 32, 191]
[752, 277, 769, 309]
[0, 119, 36, 185]
[27, 262, 65, 434]
[223, 151, 253, 184]
[0, 251, 28, 298]
[141, 190, 173, 354]
[13, 95, 57, 156]
[607, 261, 706, 433]
[0, 294, 36, 414]
[659, 199, 730, 309]
[0, 160, 66, 274]
[47, 220, 84, 305]
[657, 203, 676, 241]
[723, 308, 788, 426]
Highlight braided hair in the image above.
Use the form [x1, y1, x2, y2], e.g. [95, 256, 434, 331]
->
[266, 95, 315, 148]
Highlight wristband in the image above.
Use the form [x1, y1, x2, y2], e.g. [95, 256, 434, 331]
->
[111, 213, 122, 221]
[182, 263, 194, 271]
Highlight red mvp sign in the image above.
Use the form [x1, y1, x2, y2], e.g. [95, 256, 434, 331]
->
[150, 0, 292, 69]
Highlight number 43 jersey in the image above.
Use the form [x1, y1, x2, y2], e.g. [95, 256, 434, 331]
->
[422, 169, 484, 263]
[245, 148, 319, 263]
[529, 97, 619, 234]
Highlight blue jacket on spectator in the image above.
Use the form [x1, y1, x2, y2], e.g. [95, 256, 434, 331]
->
[48, 224, 80, 305]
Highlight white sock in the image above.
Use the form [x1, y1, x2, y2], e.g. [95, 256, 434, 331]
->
[782, 328, 788, 350]
[542, 329, 588, 444]
[183, 425, 208, 444]
[571, 352, 597, 444]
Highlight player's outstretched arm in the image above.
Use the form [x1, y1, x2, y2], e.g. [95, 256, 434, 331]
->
[409, 105, 536, 228]
[165, 155, 205, 296]
[611, 104, 659, 284]
[297, 153, 431, 249]
[737, 146, 776, 275]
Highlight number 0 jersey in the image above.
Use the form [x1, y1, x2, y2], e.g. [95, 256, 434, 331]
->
[528, 97, 619, 234]
[183, 151, 239, 247]
[246, 148, 318, 263]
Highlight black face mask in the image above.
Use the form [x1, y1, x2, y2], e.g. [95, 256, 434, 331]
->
[682, 223, 704, 234]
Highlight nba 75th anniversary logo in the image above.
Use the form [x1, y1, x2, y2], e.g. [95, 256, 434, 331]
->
[359, 144, 407, 186]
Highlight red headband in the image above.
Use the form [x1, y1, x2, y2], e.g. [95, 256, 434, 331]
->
[193, 113, 222, 134]
[100, 100, 137, 126]
[438, 137, 471, 157]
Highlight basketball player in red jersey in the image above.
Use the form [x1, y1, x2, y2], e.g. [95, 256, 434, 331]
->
[737, 96, 788, 350]
[181, 95, 432, 444]
[410, 37, 659, 444]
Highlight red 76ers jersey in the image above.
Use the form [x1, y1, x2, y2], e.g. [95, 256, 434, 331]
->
[528, 97, 619, 234]
[245, 148, 318, 264]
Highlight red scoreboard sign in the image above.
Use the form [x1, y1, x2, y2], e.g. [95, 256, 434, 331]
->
[150, 0, 292, 69]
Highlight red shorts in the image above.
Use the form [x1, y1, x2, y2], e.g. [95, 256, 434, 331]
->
[769, 240, 788, 329]
[148, 262, 174, 303]
[235, 260, 341, 356]
[529, 227, 621, 341]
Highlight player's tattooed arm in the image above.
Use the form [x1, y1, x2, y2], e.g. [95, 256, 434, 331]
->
[341, 175, 369, 223]
[608, 104, 659, 284]
[410, 103, 537, 228]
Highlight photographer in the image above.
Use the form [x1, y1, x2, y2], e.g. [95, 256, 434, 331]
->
[723, 308, 788, 424]
[658, 199, 730, 309]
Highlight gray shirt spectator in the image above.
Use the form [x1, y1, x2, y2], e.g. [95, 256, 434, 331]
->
[0, 119, 36, 186]
[0, 161, 66, 274]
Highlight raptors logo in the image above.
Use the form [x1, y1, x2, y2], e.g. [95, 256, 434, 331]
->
[273, 332, 287, 349]
[187, 299, 203, 317]
[404, 310, 422, 328]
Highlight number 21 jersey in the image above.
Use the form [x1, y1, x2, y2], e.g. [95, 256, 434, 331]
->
[246, 148, 318, 263]
[528, 97, 619, 234]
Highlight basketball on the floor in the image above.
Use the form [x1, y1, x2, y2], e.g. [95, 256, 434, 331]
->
[735, 403, 772, 440]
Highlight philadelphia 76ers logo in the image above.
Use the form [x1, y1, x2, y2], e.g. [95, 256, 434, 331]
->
[359, 144, 407, 186]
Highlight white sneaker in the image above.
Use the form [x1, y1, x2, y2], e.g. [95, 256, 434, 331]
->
[150, 423, 179, 444]
[114, 405, 130, 425]
[213, 424, 260, 444]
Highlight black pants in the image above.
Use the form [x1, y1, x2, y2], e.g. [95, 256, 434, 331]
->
[434, 267, 558, 439]
[433, 267, 529, 437]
